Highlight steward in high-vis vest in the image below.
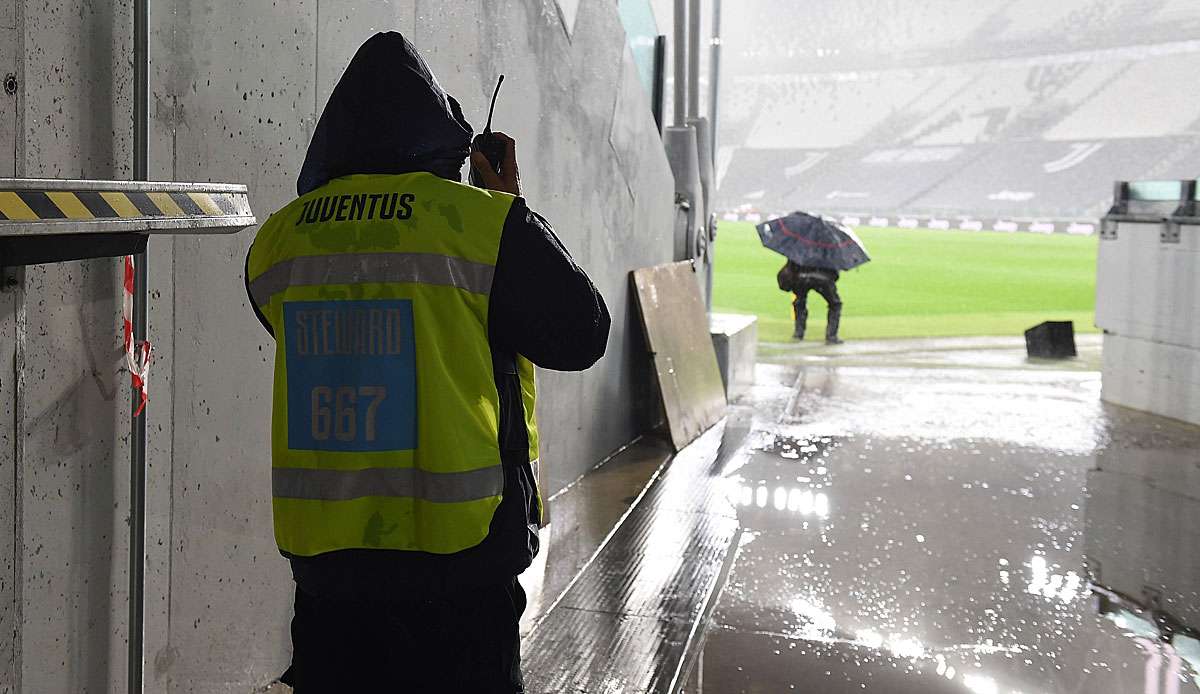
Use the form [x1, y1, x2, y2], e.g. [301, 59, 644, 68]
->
[245, 33, 609, 693]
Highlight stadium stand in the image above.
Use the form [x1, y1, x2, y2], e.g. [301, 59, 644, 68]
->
[912, 138, 1199, 219]
[721, 145, 971, 215]
[1154, 0, 1200, 26]
[726, 0, 1000, 71]
[717, 1, 1200, 227]
[1045, 53, 1200, 140]
[990, 0, 1105, 43]
[903, 66, 1041, 146]
[745, 73, 941, 148]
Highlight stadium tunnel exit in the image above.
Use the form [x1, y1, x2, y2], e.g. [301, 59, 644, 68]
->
[3, 0, 1200, 693]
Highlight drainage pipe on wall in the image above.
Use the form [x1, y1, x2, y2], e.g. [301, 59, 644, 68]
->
[687, 0, 701, 120]
[652, 35, 667, 132]
[129, 0, 149, 691]
[709, 0, 722, 155]
[673, 0, 687, 127]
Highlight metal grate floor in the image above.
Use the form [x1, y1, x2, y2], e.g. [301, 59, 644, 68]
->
[523, 421, 748, 693]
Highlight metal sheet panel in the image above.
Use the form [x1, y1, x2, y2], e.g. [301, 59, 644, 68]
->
[632, 261, 726, 450]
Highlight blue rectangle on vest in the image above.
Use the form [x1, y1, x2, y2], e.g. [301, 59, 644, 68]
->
[284, 299, 417, 452]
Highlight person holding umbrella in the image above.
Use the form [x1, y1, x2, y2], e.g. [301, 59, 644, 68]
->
[778, 261, 843, 344]
[757, 211, 870, 345]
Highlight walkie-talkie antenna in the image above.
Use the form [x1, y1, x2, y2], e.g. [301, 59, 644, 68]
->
[484, 75, 505, 134]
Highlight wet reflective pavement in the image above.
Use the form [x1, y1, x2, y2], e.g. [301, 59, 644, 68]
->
[524, 337, 1200, 693]
[682, 344, 1200, 693]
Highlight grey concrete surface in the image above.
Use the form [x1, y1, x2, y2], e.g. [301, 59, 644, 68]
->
[710, 312, 757, 400]
[144, 4, 317, 689]
[1103, 332, 1200, 428]
[1, 0, 14, 178]
[1097, 217, 1200, 425]
[7, 3, 135, 693]
[1097, 220, 1200, 351]
[2, 1, 675, 691]
[0, 271, 19, 694]
[411, 0, 676, 491]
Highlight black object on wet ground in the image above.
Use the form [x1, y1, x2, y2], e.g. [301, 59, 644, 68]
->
[1025, 320, 1077, 359]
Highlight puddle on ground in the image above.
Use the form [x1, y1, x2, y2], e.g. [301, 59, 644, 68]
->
[686, 359, 1200, 694]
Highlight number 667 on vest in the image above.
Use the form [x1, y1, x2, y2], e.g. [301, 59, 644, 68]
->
[283, 299, 417, 452]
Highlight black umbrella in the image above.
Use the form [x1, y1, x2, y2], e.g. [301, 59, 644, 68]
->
[756, 211, 870, 271]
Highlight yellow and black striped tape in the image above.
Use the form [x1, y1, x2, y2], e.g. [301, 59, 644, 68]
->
[0, 189, 243, 222]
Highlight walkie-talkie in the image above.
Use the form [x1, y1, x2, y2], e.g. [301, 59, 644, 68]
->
[470, 75, 506, 188]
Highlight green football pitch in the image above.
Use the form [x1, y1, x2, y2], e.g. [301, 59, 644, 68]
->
[712, 222, 1099, 343]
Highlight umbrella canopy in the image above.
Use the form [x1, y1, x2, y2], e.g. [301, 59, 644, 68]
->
[756, 211, 870, 271]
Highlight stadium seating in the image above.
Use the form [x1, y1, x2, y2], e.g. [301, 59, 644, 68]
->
[725, 0, 999, 71]
[990, 0, 1104, 43]
[1045, 53, 1200, 140]
[717, 1, 1200, 225]
[909, 138, 1200, 219]
[1154, 0, 1200, 26]
[744, 73, 940, 148]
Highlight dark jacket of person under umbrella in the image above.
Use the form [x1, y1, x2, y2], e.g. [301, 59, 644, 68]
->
[778, 261, 842, 343]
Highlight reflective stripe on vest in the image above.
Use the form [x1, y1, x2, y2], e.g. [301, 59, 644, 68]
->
[248, 252, 495, 308]
[247, 172, 538, 557]
[273, 464, 505, 503]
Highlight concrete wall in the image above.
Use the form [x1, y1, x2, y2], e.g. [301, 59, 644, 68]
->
[4, 3, 137, 693]
[0, 1, 675, 691]
[1096, 218, 1200, 425]
[1, 4, 16, 691]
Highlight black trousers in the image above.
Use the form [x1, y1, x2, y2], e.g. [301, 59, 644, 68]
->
[793, 279, 842, 340]
[281, 578, 527, 693]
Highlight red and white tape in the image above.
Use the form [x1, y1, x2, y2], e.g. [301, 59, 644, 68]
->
[123, 255, 152, 416]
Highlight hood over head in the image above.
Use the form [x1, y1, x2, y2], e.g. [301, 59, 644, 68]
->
[297, 32, 473, 196]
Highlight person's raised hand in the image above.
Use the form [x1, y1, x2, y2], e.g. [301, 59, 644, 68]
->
[470, 131, 521, 197]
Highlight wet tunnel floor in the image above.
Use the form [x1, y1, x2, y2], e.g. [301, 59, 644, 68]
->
[525, 337, 1200, 693]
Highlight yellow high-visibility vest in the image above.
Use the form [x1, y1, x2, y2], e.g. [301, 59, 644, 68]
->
[247, 172, 539, 557]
